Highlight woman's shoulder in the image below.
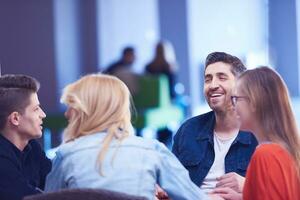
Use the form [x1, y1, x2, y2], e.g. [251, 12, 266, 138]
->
[255, 143, 287, 154]
[122, 135, 163, 149]
[252, 143, 293, 164]
[56, 132, 106, 156]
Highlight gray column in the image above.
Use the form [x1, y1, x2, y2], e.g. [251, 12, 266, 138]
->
[0, 0, 58, 112]
[269, 0, 299, 96]
[158, 0, 191, 99]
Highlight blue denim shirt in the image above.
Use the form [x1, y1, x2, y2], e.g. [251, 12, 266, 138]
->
[172, 111, 258, 186]
[45, 132, 209, 200]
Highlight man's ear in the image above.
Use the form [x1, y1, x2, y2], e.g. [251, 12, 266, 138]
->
[8, 112, 21, 126]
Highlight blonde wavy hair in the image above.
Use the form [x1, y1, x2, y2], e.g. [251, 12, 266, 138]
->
[60, 73, 133, 173]
[238, 67, 300, 177]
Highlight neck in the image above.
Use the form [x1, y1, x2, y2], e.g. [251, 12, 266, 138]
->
[1, 129, 29, 151]
[249, 122, 272, 144]
[214, 109, 240, 137]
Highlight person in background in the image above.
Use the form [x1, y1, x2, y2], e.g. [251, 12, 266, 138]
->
[145, 40, 178, 99]
[45, 73, 223, 200]
[104, 46, 138, 95]
[214, 67, 300, 200]
[105, 46, 135, 75]
[170, 52, 257, 197]
[0, 74, 51, 200]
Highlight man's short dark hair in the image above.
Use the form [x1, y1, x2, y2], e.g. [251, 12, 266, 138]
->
[122, 46, 135, 56]
[0, 74, 40, 130]
[205, 52, 246, 76]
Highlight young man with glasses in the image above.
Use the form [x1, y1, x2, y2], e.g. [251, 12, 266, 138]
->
[172, 52, 258, 195]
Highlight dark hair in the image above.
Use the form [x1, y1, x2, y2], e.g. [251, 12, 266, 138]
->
[122, 46, 135, 56]
[0, 74, 40, 130]
[205, 52, 246, 76]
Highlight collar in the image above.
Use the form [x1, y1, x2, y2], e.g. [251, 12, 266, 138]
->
[0, 134, 32, 157]
[196, 111, 215, 143]
[196, 111, 252, 145]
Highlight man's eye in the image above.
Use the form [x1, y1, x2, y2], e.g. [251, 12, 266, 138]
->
[205, 78, 211, 83]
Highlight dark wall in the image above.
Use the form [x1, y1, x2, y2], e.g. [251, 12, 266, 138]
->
[269, 0, 299, 96]
[0, 0, 58, 112]
[158, 0, 190, 96]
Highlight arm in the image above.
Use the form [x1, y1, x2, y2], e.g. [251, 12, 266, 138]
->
[0, 157, 40, 200]
[44, 152, 67, 192]
[33, 141, 52, 190]
[216, 172, 245, 193]
[156, 142, 209, 200]
[171, 125, 183, 157]
[212, 187, 242, 200]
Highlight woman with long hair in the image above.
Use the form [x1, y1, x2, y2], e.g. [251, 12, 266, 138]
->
[214, 67, 300, 199]
[45, 74, 221, 200]
[145, 40, 178, 99]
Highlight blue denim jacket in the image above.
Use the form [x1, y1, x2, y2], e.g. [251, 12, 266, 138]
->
[172, 111, 258, 186]
[45, 132, 209, 200]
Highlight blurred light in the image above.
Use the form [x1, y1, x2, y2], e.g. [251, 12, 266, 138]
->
[246, 51, 269, 69]
[174, 82, 185, 95]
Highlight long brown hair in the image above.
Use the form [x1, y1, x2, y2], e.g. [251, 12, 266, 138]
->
[238, 66, 300, 176]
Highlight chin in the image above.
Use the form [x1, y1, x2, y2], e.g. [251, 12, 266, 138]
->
[33, 131, 43, 139]
[240, 124, 252, 132]
[210, 105, 225, 113]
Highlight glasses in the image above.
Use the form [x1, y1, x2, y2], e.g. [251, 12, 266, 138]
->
[231, 95, 249, 106]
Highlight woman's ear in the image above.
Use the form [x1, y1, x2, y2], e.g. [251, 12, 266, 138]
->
[8, 112, 21, 126]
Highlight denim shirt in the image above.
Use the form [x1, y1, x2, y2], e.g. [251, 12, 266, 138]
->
[172, 111, 258, 186]
[45, 132, 209, 200]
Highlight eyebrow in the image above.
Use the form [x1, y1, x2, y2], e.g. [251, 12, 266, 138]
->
[216, 72, 229, 77]
[205, 72, 229, 78]
[205, 74, 212, 78]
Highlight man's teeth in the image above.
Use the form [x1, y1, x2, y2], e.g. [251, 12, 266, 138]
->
[211, 94, 222, 97]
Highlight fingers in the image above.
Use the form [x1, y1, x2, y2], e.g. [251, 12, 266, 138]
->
[155, 184, 169, 200]
[217, 172, 236, 181]
[212, 187, 242, 200]
[216, 176, 235, 187]
[213, 187, 233, 194]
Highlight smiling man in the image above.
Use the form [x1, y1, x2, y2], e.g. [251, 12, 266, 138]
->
[0, 74, 51, 200]
[172, 52, 258, 194]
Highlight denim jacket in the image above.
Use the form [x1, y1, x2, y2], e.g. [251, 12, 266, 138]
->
[172, 111, 258, 186]
[45, 132, 209, 200]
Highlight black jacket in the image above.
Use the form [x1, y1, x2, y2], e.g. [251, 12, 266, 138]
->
[0, 134, 52, 200]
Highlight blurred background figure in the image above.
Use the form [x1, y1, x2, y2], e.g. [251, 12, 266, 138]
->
[104, 46, 138, 95]
[105, 46, 135, 75]
[145, 41, 178, 100]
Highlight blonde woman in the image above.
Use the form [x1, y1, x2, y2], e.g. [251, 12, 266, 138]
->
[45, 74, 221, 200]
[214, 67, 300, 200]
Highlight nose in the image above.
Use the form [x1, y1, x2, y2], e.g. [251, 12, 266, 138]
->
[210, 78, 219, 89]
[64, 111, 68, 119]
[40, 109, 46, 119]
[64, 109, 70, 120]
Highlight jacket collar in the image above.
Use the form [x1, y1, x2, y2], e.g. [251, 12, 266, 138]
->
[0, 134, 32, 156]
[196, 111, 252, 145]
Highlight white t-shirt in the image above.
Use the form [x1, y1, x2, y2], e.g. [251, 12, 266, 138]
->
[200, 132, 237, 193]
